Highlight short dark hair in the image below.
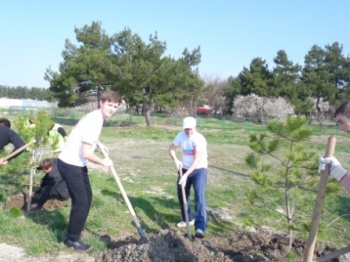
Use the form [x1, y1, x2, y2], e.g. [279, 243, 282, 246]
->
[335, 102, 350, 118]
[100, 91, 122, 104]
[37, 158, 54, 171]
[0, 118, 11, 128]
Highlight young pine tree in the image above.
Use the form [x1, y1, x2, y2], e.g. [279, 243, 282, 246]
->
[0, 110, 54, 207]
[245, 115, 336, 251]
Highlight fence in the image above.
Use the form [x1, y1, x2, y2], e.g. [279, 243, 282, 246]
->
[2, 106, 339, 135]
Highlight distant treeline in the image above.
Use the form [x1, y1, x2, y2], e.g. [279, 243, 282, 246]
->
[0, 85, 53, 101]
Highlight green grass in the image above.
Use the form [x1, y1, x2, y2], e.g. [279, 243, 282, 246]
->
[1, 116, 350, 256]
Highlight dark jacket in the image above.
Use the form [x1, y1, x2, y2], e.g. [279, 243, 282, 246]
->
[37, 158, 70, 206]
[0, 125, 25, 160]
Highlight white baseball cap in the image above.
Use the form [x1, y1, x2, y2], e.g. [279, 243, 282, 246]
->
[182, 117, 197, 129]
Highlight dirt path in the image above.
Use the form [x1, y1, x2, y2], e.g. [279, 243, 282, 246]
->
[0, 243, 95, 262]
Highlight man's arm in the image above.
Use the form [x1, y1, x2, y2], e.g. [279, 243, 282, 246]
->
[0, 158, 8, 166]
[36, 178, 55, 207]
[82, 142, 113, 167]
[57, 127, 68, 139]
[183, 151, 204, 177]
[9, 129, 25, 150]
[7, 129, 25, 161]
[169, 143, 182, 170]
[339, 174, 350, 193]
[39, 173, 49, 189]
[319, 156, 350, 193]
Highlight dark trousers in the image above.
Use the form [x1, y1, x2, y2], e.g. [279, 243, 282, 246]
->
[177, 168, 207, 232]
[57, 159, 92, 241]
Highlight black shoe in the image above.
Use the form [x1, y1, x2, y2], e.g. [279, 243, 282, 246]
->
[64, 239, 91, 251]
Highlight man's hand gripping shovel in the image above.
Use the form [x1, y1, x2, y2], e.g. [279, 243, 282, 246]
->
[98, 142, 148, 242]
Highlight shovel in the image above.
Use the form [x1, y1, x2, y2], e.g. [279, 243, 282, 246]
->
[179, 166, 192, 240]
[97, 142, 148, 241]
[304, 136, 336, 262]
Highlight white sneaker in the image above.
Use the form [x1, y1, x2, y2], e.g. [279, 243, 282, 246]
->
[195, 229, 204, 238]
[176, 219, 195, 227]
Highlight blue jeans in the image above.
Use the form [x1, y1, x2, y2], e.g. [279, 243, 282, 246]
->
[177, 168, 207, 232]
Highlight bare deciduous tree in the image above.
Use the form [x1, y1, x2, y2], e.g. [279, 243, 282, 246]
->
[201, 75, 228, 115]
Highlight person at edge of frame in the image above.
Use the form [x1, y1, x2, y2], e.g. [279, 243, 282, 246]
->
[57, 90, 122, 251]
[0, 118, 25, 166]
[318, 101, 350, 193]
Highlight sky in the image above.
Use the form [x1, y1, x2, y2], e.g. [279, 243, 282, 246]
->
[1, 0, 350, 88]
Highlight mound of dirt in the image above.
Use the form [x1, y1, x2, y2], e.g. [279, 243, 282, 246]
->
[97, 229, 230, 262]
[4, 193, 348, 262]
[95, 228, 322, 262]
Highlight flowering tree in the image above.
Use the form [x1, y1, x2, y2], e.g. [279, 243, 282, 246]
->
[232, 94, 294, 120]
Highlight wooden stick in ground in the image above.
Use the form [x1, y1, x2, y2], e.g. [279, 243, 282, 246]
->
[26, 167, 35, 212]
[97, 142, 147, 241]
[304, 136, 336, 262]
[179, 166, 192, 240]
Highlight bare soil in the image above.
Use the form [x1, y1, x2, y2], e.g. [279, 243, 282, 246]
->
[5, 193, 347, 262]
[95, 228, 343, 262]
[6, 191, 69, 210]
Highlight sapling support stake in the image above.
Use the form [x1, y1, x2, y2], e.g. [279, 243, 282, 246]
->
[26, 167, 36, 212]
[304, 136, 336, 262]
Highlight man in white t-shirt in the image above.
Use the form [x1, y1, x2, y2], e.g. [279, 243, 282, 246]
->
[169, 116, 208, 238]
[57, 91, 122, 251]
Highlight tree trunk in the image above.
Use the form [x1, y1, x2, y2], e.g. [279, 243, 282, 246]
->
[285, 151, 293, 252]
[145, 109, 152, 126]
[143, 86, 154, 126]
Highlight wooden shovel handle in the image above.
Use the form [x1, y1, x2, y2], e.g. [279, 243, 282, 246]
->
[3, 139, 36, 161]
[304, 135, 336, 262]
[324, 136, 336, 158]
[179, 166, 192, 240]
[97, 142, 147, 239]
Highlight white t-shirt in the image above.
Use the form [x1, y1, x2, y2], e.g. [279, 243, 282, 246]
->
[59, 109, 104, 166]
[172, 131, 208, 169]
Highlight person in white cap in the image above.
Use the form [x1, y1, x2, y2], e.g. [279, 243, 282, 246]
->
[168, 116, 208, 238]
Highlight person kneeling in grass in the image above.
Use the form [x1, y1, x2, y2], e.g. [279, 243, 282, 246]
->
[31, 158, 70, 210]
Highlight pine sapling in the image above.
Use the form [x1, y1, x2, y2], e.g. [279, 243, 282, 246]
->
[245, 115, 324, 251]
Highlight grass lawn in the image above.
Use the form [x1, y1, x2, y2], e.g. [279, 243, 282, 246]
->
[1, 116, 350, 256]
